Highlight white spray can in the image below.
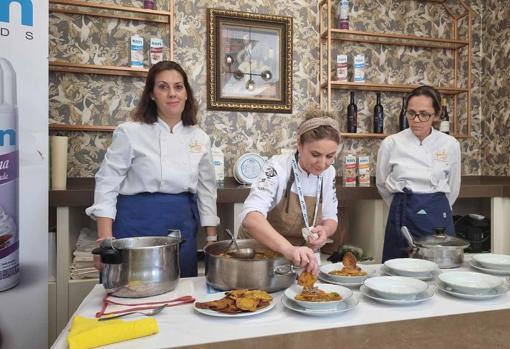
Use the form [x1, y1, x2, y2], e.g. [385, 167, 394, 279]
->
[0, 57, 20, 291]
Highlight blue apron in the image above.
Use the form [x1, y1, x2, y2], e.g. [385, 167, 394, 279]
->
[112, 192, 199, 277]
[382, 188, 455, 262]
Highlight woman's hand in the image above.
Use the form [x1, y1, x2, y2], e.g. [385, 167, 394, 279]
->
[306, 225, 330, 251]
[282, 245, 318, 275]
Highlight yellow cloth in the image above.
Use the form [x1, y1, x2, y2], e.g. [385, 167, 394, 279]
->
[67, 316, 159, 349]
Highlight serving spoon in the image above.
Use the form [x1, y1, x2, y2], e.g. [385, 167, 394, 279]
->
[98, 304, 166, 321]
[225, 229, 256, 259]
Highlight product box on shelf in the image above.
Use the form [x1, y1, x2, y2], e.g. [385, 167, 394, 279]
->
[357, 155, 370, 186]
[130, 35, 144, 68]
[343, 154, 357, 187]
[150, 38, 164, 66]
[336, 54, 348, 82]
[353, 55, 365, 82]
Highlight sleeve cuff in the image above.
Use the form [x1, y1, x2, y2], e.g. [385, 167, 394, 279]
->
[200, 215, 220, 227]
[85, 205, 116, 220]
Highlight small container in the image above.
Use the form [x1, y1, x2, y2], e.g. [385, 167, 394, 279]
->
[149, 38, 164, 66]
[211, 148, 225, 186]
[143, 0, 155, 10]
[343, 154, 356, 187]
[336, 54, 348, 82]
[336, 0, 350, 29]
[353, 55, 365, 82]
[357, 155, 370, 186]
[130, 35, 144, 68]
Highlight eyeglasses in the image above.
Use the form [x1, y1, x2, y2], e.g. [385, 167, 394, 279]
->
[406, 110, 435, 122]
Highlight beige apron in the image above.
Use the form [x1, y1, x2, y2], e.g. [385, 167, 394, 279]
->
[239, 177, 322, 246]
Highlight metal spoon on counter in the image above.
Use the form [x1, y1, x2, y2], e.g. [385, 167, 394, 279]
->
[225, 229, 256, 259]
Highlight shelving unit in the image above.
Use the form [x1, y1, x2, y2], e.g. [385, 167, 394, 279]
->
[319, 0, 473, 138]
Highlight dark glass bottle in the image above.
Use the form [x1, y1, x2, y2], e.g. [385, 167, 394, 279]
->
[373, 92, 384, 133]
[440, 97, 450, 135]
[399, 96, 409, 131]
[347, 91, 357, 133]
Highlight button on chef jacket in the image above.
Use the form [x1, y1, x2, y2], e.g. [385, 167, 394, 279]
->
[86, 119, 220, 227]
[239, 152, 338, 224]
[376, 128, 461, 207]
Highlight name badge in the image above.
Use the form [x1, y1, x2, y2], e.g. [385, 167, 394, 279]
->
[189, 141, 203, 153]
[435, 150, 448, 162]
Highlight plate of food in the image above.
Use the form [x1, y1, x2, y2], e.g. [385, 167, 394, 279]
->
[194, 289, 274, 318]
[282, 293, 359, 316]
[284, 271, 353, 310]
[320, 251, 376, 284]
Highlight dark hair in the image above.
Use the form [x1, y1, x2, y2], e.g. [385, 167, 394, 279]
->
[298, 108, 340, 145]
[132, 61, 198, 125]
[406, 85, 442, 116]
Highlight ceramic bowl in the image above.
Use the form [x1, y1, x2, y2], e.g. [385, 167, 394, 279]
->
[363, 276, 428, 300]
[384, 258, 438, 276]
[472, 254, 510, 270]
[319, 262, 375, 283]
[438, 271, 503, 295]
[284, 283, 353, 310]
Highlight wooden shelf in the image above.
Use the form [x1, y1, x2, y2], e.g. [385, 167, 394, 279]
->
[49, 61, 148, 77]
[321, 81, 468, 96]
[49, 123, 115, 133]
[340, 133, 387, 139]
[321, 29, 468, 50]
[49, 0, 172, 23]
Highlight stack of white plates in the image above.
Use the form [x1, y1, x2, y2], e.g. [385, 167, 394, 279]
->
[360, 276, 434, 305]
[437, 271, 509, 299]
[382, 258, 440, 280]
[281, 283, 358, 316]
[470, 254, 510, 275]
[233, 153, 266, 185]
[319, 262, 376, 287]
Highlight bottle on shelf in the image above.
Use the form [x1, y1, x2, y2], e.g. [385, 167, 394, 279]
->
[143, 0, 155, 10]
[336, 0, 350, 29]
[347, 91, 357, 133]
[440, 98, 450, 135]
[399, 96, 409, 131]
[373, 92, 384, 133]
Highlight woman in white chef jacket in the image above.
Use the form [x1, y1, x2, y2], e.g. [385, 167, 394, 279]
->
[376, 85, 461, 262]
[86, 61, 219, 277]
[239, 110, 341, 275]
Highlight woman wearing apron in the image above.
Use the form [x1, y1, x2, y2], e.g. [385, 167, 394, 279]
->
[86, 61, 219, 277]
[239, 110, 341, 274]
[376, 85, 461, 262]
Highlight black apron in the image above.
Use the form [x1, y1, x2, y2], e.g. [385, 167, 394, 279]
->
[382, 188, 455, 262]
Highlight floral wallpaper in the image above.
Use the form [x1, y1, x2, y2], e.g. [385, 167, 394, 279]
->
[48, 0, 500, 179]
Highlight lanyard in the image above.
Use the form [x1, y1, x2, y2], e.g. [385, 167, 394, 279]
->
[291, 157, 322, 229]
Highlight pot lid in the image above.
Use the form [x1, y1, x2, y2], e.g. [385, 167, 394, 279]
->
[415, 228, 470, 248]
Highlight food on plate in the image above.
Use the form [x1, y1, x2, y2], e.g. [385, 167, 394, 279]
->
[218, 249, 281, 260]
[328, 251, 368, 277]
[295, 271, 342, 302]
[195, 289, 272, 314]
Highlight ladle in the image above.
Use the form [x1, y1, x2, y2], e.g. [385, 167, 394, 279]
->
[225, 229, 256, 259]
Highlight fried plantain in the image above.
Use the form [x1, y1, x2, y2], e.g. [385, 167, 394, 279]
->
[297, 271, 317, 289]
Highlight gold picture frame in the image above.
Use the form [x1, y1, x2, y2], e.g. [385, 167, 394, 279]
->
[207, 9, 293, 113]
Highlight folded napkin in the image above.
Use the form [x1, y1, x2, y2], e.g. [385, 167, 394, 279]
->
[67, 316, 159, 349]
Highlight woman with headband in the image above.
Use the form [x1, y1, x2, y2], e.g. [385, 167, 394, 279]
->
[238, 109, 341, 275]
[376, 85, 461, 262]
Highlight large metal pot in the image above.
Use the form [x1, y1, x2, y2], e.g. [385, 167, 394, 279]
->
[402, 226, 470, 268]
[92, 231, 183, 298]
[204, 239, 296, 292]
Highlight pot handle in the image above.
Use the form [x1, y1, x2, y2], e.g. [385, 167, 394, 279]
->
[274, 264, 297, 275]
[92, 247, 122, 264]
[168, 229, 186, 245]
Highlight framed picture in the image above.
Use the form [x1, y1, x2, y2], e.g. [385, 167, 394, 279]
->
[207, 9, 293, 113]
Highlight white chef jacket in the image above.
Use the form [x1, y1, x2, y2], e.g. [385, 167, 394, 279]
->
[239, 152, 339, 224]
[376, 128, 461, 207]
[85, 119, 220, 227]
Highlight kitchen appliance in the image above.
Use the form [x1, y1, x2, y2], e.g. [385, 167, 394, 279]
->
[401, 226, 469, 268]
[204, 239, 296, 292]
[454, 214, 490, 253]
[92, 231, 183, 298]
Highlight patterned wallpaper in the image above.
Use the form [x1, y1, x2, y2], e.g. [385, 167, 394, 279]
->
[48, 0, 498, 178]
[481, 1, 510, 175]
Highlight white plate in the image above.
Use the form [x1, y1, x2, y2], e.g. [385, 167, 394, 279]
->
[364, 276, 428, 300]
[284, 283, 353, 310]
[381, 265, 441, 281]
[281, 294, 359, 316]
[320, 262, 376, 283]
[384, 258, 439, 276]
[233, 153, 266, 185]
[318, 272, 364, 287]
[438, 271, 503, 295]
[470, 260, 510, 275]
[437, 280, 509, 300]
[360, 284, 435, 305]
[472, 254, 510, 270]
[193, 292, 275, 318]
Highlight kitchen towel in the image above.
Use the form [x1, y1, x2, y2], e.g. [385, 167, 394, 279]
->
[50, 135, 68, 190]
[67, 316, 159, 349]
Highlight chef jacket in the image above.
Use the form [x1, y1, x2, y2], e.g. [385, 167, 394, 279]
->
[376, 128, 461, 207]
[86, 119, 219, 227]
[239, 152, 338, 225]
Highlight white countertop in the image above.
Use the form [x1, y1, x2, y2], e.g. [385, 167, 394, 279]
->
[51, 262, 510, 349]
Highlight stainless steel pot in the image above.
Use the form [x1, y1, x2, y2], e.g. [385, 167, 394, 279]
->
[92, 231, 183, 298]
[402, 226, 470, 268]
[204, 239, 296, 292]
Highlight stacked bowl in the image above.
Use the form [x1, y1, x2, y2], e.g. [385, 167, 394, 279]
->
[382, 258, 440, 280]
